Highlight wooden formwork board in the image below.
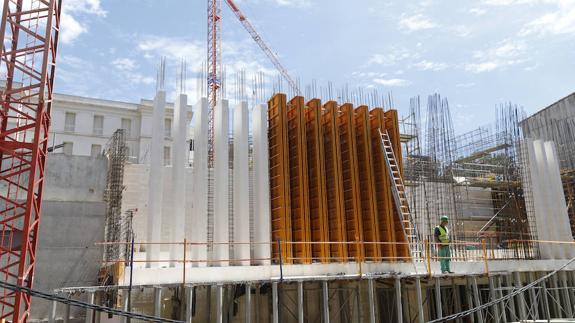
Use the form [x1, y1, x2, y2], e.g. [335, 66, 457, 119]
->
[304, 99, 330, 263]
[268, 93, 293, 263]
[336, 103, 364, 260]
[286, 97, 312, 264]
[354, 106, 382, 261]
[321, 101, 348, 261]
[369, 108, 397, 260]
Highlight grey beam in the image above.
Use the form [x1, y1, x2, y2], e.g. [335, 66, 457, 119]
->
[395, 277, 403, 323]
[154, 287, 162, 318]
[472, 276, 484, 323]
[515, 272, 528, 320]
[297, 281, 304, 323]
[435, 277, 442, 319]
[527, 272, 539, 319]
[368, 279, 376, 323]
[322, 281, 330, 323]
[186, 286, 194, 323]
[272, 282, 279, 323]
[216, 284, 223, 323]
[415, 277, 425, 323]
[488, 276, 500, 323]
[49, 300, 57, 323]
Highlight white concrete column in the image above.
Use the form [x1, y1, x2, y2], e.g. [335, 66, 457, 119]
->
[252, 104, 271, 265]
[191, 98, 209, 267]
[214, 99, 230, 266]
[146, 90, 166, 267]
[233, 101, 250, 266]
[170, 93, 189, 267]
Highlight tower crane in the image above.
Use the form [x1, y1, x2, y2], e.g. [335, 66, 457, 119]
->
[207, 0, 299, 165]
[0, 0, 62, 322]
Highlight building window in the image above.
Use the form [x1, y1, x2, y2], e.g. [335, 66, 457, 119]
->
[64, 112, 76, 132]
[63, 142, 73, 155]
[93, 115, 104, 136]
[121, 118, 132, 138]
[163, 146, 171, 166]
[164, 118, 172, 138]
[91, 144, 102, 157]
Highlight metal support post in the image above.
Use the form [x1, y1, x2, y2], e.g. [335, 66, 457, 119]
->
[368, 279, 376, 323]
[489, 276, 500, 323]
[154, 287, 162, 318]
[49, 300, 57, 323]
[527, 272, 539, 319]
[415, 277, 425, 323]
[395, 277, 403, 323]
[560, 271, 573, 318]
[496, 276, 507, 323]
[186, 286, 194, 323]
[63, 303, 71, 323]
[322, 281, 330, 323]
[85, 291, 95, 323]
[505, 274, 517, 322]
[570, 271, 575, 313]
[542, 280, 552, 320]
[122, 289, 129, 323]
[514, 272, 528, 320]
[551, 272, 561, 317]
[216, 284, 224, 323]
[245, 283, 252, 323]
[434, 277, 442, 319]
[466, 278, 475, 323]
[272, 282, 279, 323]
[451, 279, 462, 323]
[472, 276, 484, 323]
[297, 281, 304, 323]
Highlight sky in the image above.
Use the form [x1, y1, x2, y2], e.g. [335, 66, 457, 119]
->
[55, 0, 575, 132]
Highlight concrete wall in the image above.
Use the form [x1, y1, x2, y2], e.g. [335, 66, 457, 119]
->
[30, 154, 108, 321]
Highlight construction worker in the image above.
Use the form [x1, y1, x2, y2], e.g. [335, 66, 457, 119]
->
[435, 215, 454, 274]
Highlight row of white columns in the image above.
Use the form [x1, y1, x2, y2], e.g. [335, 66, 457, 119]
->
[144, 97, 271, 268]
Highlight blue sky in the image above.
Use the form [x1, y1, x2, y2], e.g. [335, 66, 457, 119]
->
[56, 0, 575, 132]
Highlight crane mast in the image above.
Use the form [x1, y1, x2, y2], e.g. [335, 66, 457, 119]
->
[0, 0, 62, 322]
[207, 0, 299, 165]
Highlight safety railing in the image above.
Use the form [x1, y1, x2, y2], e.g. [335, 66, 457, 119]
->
[95, 238, 566, 279]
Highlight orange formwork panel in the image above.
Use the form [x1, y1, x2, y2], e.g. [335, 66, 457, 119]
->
[321, 101, 348, 262]
[369, 108, 397, 260]
[286, 97, 312, 264]
[304, 99, 330, 263]
[354, 106, 382, 261]
[337, 103, 364, 260]
[268, 93, 293, 263]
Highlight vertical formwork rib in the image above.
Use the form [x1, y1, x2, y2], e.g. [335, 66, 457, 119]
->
[286, 96, 312, 264]
[305, 99, 330, 263]
[268, 94, 293, 263]
[322, 101, 348, 261]
[337, 103, 364, 260]
[354, 106, 382, 261]
[369, 109, 397, 260]
[369, 108, 396, 260]
[384, 109, 410, 259]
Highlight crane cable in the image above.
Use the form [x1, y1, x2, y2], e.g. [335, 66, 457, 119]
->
[0, 280, 183, 323]
[427, 254, 575, 323]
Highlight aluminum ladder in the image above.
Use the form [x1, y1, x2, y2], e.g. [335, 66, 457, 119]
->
[379, 129, 421, 259]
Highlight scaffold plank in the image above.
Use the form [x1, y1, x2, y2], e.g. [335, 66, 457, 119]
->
[337, 103, 364, 260]
[305, 99, 330, 263]
[287, 96, 312, 264]
[268, 94, 293, 263]
[321, 101, 348, 261]
[354, 106, 382, 261]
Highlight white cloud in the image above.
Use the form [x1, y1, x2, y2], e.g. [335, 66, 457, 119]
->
[274, 0, 311, 8]
[138, 37, 205, 63]
[60, 0, 106, 44]
[373, 78, 411, 87]
[368, 47, 417, 66]
[399, 14, 437, 31]
[60, 14, 87, 44]
[520, 3, 575, 35]
[412, 60, 448, 71]
[470, 7, 488, 15]
[466, 39, 527, 73]
[112, 58, 137, 71]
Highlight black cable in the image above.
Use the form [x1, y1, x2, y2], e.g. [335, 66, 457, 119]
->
[0, 280, 183, 323]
